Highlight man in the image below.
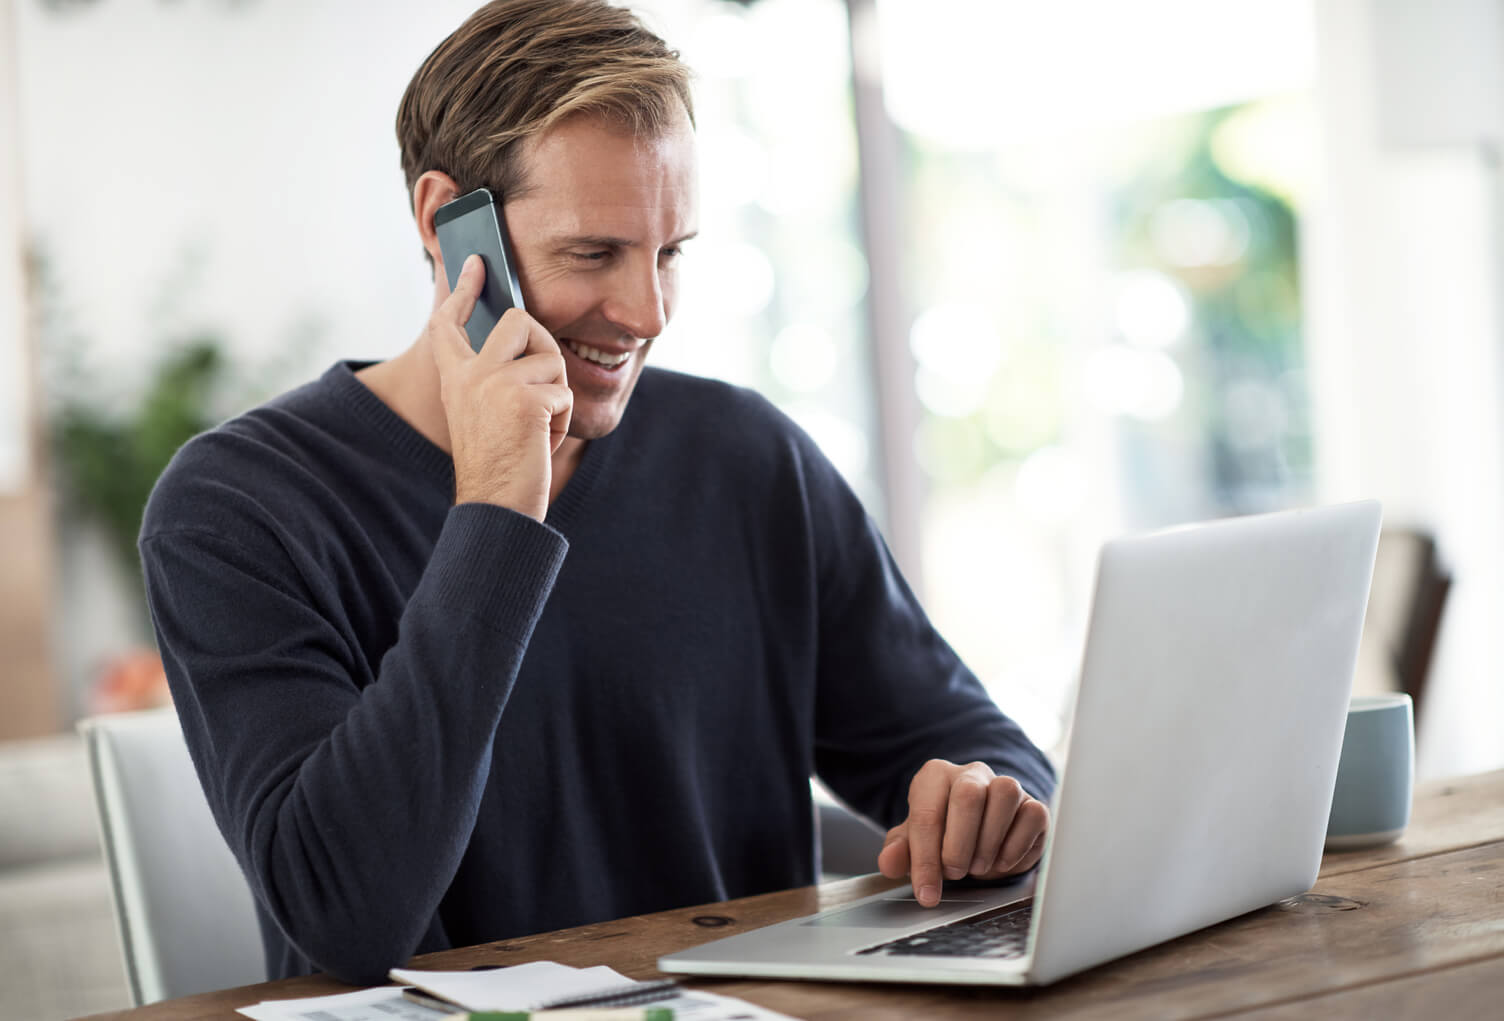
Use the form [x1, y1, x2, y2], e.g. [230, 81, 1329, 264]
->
[141, 0, 1055, 986]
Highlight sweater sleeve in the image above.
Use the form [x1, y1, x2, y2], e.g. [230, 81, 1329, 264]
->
[140, 503, 566, 985]
[796, 433, 1056, 828]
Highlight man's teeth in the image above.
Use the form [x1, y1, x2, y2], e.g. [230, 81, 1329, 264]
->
[564, 340, 632, 367]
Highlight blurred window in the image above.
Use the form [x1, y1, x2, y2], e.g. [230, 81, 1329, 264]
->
[640, 0, 1319, 752]
[640, 0, 885, 513]
[878, 0, 1319, 749]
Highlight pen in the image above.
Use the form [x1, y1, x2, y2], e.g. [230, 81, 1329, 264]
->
[403, 986, 465, 1013]
[402, 985, 681, 1018]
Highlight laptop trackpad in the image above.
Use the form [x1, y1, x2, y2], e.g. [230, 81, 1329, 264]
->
[801, 896, 988, 928]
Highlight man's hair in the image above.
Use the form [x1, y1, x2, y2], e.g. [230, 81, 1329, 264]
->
[396, 0, 694, 215]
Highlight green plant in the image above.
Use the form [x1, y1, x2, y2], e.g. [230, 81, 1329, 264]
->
[51, 339, 229, 580]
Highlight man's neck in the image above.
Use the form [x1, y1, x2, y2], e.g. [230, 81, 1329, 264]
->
[354, 344, 586, 505]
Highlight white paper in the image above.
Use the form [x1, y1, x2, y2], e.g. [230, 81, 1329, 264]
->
[389, 960, 635, 1011]
[238, 962, 805, 1021]
[236, 985, 448, 1021]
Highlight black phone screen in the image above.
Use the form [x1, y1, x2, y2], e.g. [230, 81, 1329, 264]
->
[434, 188, 525, 353]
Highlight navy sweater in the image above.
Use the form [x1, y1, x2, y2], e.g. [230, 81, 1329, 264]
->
[140, 362, 1055, 985]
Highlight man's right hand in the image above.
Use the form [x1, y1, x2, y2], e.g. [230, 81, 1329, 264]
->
[429, 255, 573, 521]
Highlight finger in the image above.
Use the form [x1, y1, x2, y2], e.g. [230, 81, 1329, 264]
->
[441, 253, 486, 324]
[498, 351, 569, 387]
[431, 255, 485, 372]
[940, 763, 994, 881]
[905, 761, 954, 907]
[478, 307, 563, 367]
[1007, 830, 1047, 875]
[539, 383, 574, 452]
[877, 831, 910, 880]
[993, 798, 1051, 874]
[971, 776, 1026, 875]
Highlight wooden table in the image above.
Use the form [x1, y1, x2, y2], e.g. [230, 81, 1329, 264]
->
[79, 770, 1504, 1020]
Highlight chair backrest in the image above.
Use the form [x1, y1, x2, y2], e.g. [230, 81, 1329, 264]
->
[1360, 528, 1452, 724]
[78, 708, 265, 1005]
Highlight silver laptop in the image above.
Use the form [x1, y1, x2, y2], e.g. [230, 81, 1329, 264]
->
[660, 501, 1382, 987]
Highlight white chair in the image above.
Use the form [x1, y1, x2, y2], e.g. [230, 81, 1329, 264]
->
[78, 707, 265, 1005]
[812, 780, 885, 878]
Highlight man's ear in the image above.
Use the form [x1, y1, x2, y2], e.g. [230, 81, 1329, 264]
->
[413, 170, 462, 274]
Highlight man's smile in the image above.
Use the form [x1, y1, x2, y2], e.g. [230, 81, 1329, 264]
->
[562, 338, 638, 370]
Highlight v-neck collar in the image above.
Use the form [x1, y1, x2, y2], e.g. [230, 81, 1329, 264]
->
[327, 359, 619, 531]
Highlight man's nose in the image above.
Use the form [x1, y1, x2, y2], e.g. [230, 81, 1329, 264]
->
[604, 259, 668, 340]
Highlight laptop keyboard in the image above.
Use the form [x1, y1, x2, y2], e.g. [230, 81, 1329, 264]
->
[856, 901, 1034, 960]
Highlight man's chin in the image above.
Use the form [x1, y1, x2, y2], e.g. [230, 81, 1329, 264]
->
[566, 368, 646, 440]
[566, 403, 629, 441]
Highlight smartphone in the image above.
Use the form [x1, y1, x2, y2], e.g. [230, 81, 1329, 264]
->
[434, 187, 525, 352]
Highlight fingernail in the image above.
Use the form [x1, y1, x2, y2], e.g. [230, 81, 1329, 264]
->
[970, 856, 988, 874]
[943, 866, 965, 880]
[919, 884, 939, 905]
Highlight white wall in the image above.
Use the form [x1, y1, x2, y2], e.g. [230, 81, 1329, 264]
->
[1307, 0, 1504, 778]
[15, 0, 498, 710]
[14, 0, 474, 390]
[13, 0, 805, 402]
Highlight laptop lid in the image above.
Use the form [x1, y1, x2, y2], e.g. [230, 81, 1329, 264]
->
[1026, 500, 1381, 983]
[658, 501, 1381, 987]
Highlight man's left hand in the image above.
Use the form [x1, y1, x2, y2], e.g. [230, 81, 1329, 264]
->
[877, 760, 1050, 907]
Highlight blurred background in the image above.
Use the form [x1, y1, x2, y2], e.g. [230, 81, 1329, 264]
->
[2, 0, 1502, 1013]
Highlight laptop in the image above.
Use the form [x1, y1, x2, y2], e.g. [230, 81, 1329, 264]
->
[660, 500, 1382, 987]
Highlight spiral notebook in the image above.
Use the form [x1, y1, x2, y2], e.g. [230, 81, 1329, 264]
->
[391, 961, 670, 1012]
[389, 961, 799, 1019]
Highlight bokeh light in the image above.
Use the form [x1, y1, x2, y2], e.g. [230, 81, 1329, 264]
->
[699, 125, 770, 210]
[914, 416, 987, 483]
[1015, 445, 1089, 523]
[910, 302, 1004, 418]
[778, 235, 869, 312]
[983, 342, 1062, 453]
[1209, 95, 1318, 208]
[680, 240, 775, 321]
[1148, 198, 1251, 267]
[786, 403, 870, 483]
[1113, 269, 1191, 348]
[1084, 345, 1185, 421]
[683, 9, 756, 80]
[769, 323, 838, 394]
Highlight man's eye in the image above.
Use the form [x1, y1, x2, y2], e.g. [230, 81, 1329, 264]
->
[660, 246, 683, 260]
[573, 250, 610, 262]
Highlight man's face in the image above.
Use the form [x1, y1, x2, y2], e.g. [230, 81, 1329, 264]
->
[501, 109, 698, 440]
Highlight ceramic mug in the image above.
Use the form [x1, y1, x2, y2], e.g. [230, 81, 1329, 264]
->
[1325, 693, 1414, 850]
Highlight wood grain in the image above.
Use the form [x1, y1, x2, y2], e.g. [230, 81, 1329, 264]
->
[73, 772, 1504, 1021]
[1220, 952, 1504, 1019]
[1318, 768, 1504, 878]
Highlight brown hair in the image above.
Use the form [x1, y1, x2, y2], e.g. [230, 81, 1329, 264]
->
[396, 0, 694, 214]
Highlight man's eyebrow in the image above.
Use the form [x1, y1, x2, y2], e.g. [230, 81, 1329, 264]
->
[552, 231, 699, 249]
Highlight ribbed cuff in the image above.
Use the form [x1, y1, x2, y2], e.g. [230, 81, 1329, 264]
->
[421, 503, 569, 642]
